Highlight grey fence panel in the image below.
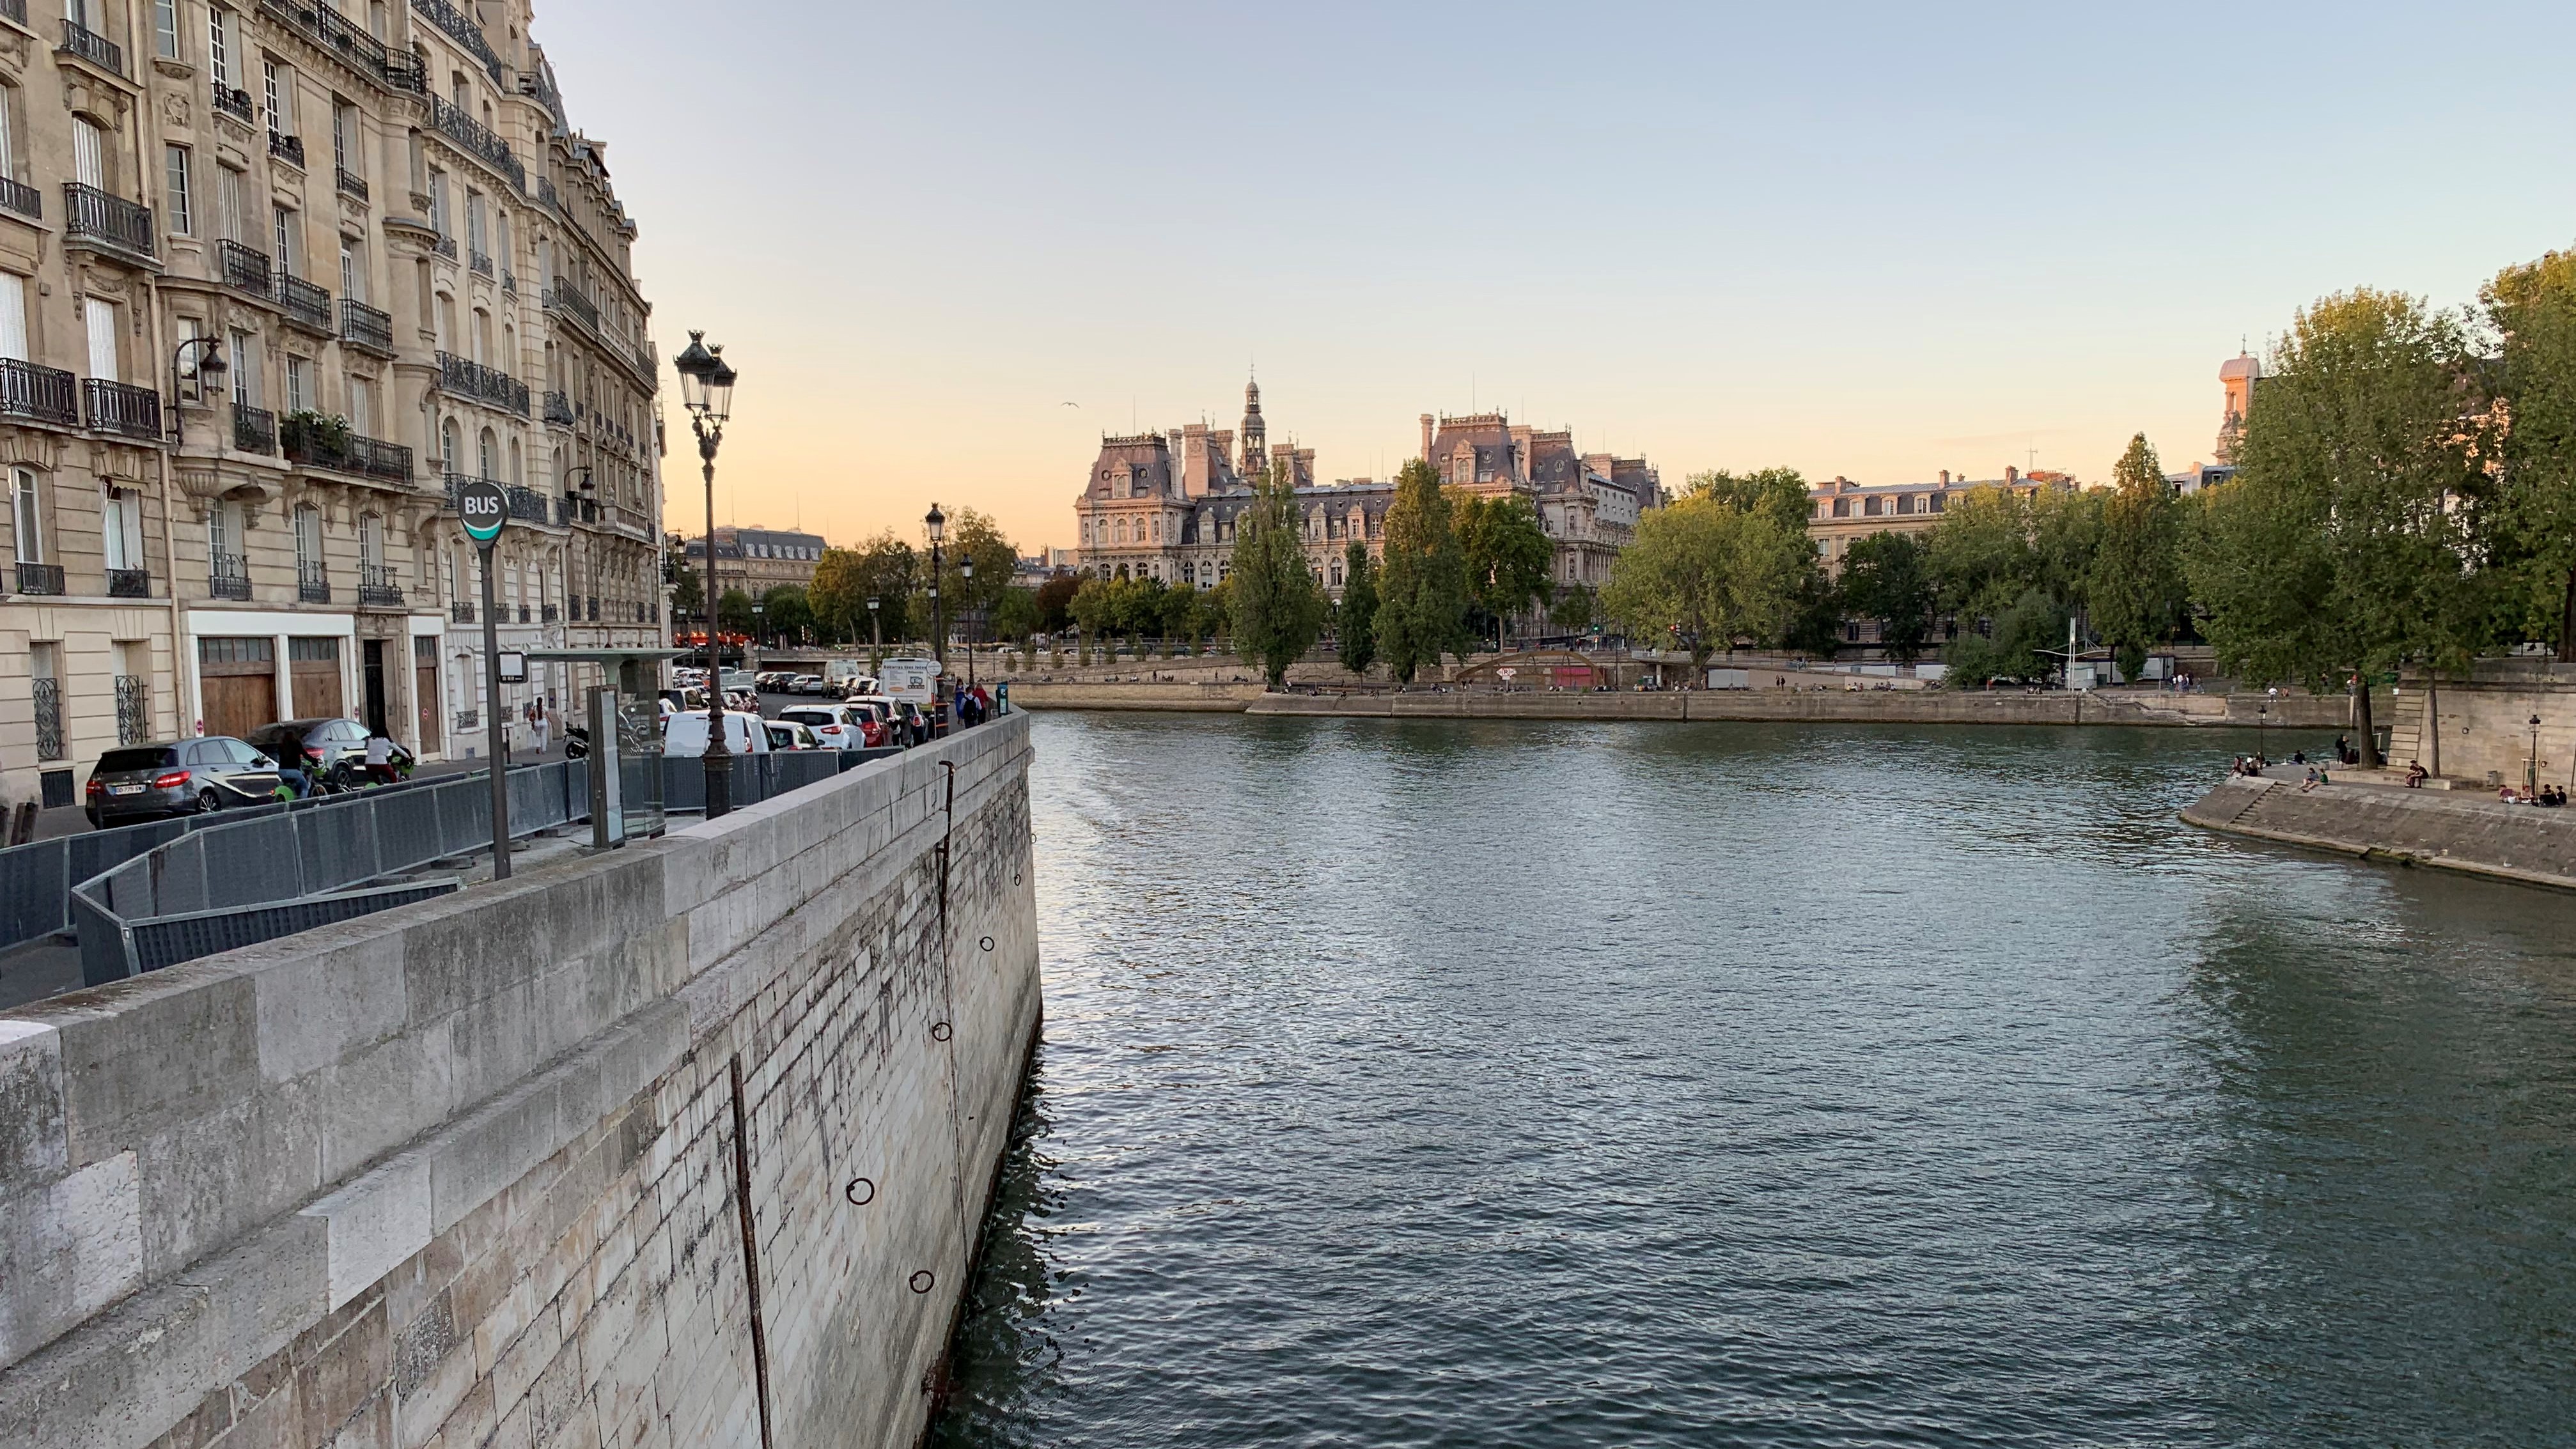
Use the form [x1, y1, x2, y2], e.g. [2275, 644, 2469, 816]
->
[102, 851, 159, 920]
[774, 752, 835, 796]
[203, 815, 304, 910]
[1, 842, 72, 950]
[662, 758, 703, 813]
[72, 888, 130, 986]
[127, 882, 461, 974]
[146, 833, 210, 918]
[373, 786, 446, 870]
[435, 777, 490, 857]
[298, 798, 383, 895]
[835, 747, 903, 773]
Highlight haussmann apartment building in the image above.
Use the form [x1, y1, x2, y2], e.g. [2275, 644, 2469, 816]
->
[0, 0, 664, 817]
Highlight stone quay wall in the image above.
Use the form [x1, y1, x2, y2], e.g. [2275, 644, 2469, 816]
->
[0, 714, 1042, 1449]
[2182, 773, 2576, 891]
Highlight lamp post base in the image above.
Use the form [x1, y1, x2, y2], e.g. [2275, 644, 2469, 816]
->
[705, 752, 732, 818]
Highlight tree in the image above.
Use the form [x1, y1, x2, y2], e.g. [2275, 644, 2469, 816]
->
[758, 584, 812, 644]
[2088, 433, 2187, 678]
[937, 506, 1018, 620]
[807, 548, 867, 644]
[2181, 288, 2486, 768]
[813, 531, 917, 647]
[1455, 492, 1554, 649]
[1337, 541, 1379, 674]
[1601, 494, 1810, 670]
[716, 588, 754, 634]
[1227, 464, 1328, 685]
[1068, 577, 1114, 659]
[668, 555, 703, 619]
[1373, 460, 1470, 683]
[1687, 467, 1811, 534]
[1944, 587, 2061, 686]
[1839, 531, 1936, 662]
[1033, 574, 1081, 635]
[2485, 249, 2576, 660]
[992, 586, 1039, 646]
[1925, 482, 2098, 636]
[1549, 580, 1595, 637]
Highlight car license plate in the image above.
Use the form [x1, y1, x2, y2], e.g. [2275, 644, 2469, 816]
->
[109, 784, 143, 795]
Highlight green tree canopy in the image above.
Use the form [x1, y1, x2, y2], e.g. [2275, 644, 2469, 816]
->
[757, 584, 812, 642]
[668, 557, 703, 619]
[1839, 531, 1937, 662]
[1373, 461, 1471, 683]
[992, 585, 1040, 644]
[2485, 249, 2576, 659]
[1337, 541, 1379, 674]
[2181, 288, 2486, 768]
[716, 588, 754, 633]
[2087, 433, 2188, 678]
[1227, 465, 1328, 685]
[1944, 587, 2063, 686]
[1601, 493, 1810, 669]
[1549, 580, 1595, 636]
[1455, 492, 1554, 649]
[811, 532, 917, 645]
[1033, 574, 1081, 634]
[1687, 468, 1811, 534]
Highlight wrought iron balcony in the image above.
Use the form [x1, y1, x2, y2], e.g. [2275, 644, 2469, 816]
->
[426, 95, 523, 190]
[233, 403, 277, 454]
[212, 86, 254, 125]
[258, 0, 392, 83]
[278, 274, 334, 333]
[283, 416, 412, 483]
[340, 298, 395, 355]
[453, 707, 478, 730]
[0, 175, 39, 221]
[500, 270, 517, 297]
[58, 20, 121, 76]
[297, 565, 331, 603]
[435, 351, 529, 415]
[516, 604, 529, 624]
[469, 249, 492, 277]
[83, 379, 162, 440]
[114, 675, 149, 745]
[217, 238, 274, 296]
[412, 0, 503, 82]
[442, 473, 554, 525]
[268, 132, 306, 169]
[540, 602, 558, 623]
[543, 281, 598, 329]
[586, 596, 599, 621]
[0, 359, 80, 426]
[359, 563, 406, 607]
[62, 183, 155, 261]
[380, 50, 425, 93]
[210, 552, 251, 600]
[542, 391, 575, 426]
[432, 233, 457, 261]
[107, 568, 150, 598]
[15, 561, 64, 595]
[451, 600, 476, 624]
[336, 167, 370, 203]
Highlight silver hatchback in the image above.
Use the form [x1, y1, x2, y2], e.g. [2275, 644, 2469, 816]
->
[83, 737, 283, 826]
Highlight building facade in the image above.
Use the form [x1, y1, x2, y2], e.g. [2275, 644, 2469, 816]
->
[1806, 467, 2070, 569]
[0, 0, 663, 812]
[1072, 380, 1659, 599]
[679, 524, 825, 601]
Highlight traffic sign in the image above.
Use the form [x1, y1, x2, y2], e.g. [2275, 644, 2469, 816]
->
[457, 478, 508, 544]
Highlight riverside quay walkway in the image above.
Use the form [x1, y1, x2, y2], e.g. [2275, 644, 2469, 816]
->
[2184, 770, 2576, 892]
[0, 716, 1040, 1449]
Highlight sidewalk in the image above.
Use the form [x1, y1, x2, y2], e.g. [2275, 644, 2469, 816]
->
[12, 740, 574, 845]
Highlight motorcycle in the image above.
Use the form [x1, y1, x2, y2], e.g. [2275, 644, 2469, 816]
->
[565, 724, 591, 761]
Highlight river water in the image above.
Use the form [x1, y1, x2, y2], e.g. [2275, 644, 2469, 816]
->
[930, 713, 2576, 1448]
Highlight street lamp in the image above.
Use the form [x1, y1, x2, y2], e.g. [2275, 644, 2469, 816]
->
[925, 504, 946, 735]
[751, 600, 763, 678]
[674, 330, 740, 817]
[2530, 713, 2543, 794]
[168, 336, 228, 438]
[961, 557, 976, 689]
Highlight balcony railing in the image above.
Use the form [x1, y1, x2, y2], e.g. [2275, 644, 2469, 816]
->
[0, 359, 79, 426]
[212, 86, 254, 125]
[540, 602, 558, 623]
[32, 676, 61, 759]
[268, 132, 306, 168]
[442, 473, 554, 525]
[412, 0, 503, 82]
[432, 233, 458, 261]
[83, 379, 162, 440]
[337, 167, 369, 202]
[15, 561, 64, 596]
[278, 274, 333, 332]
[233, 403, 277, 454]
[435, 352, 529, 415]
[516, 604, 529, 624]
[0, 175, 39, 221]
[210, 552, 251, 600]
[451, 600, 476, 624]
[542, 391, 575, 426]
[107, 568, 150, 598]
[217, 238, 274, 295]
[114, 675, 149, 746]
[453, 708, 478, 731]
[469, 249, 493, 277]
[63, 183, 155, 261]
[359, 563, 406, 607]
[426, 94, 523, 190]
[544, 281, 599, 329]
[283, 417, 412, 483]
[58, 20, 121, 76]
[258, 0, 393, 85]
[297, 566, 331, 603]
[340, 298, 395, 355]
[380, 50, 425, 93]
[500, 270, 517, 297]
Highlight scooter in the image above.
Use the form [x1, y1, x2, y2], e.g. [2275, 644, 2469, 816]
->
[565, 725, 591, 761]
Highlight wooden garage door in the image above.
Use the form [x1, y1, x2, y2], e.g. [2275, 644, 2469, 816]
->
[414, 635, 441, 755]
[198, 637, 277, 741]
[289, 637, 343, 718]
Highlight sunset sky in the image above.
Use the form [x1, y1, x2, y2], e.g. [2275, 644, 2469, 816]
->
[547, 0, 2576, 557]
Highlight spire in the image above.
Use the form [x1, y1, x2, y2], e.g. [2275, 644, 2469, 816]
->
[1239, 371, 1266, 475]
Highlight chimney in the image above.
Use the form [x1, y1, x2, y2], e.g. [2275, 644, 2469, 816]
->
[1420, 413, 1434, 461]
[2005, 465, 2020, 483]
[1939, 469, 1949, 484]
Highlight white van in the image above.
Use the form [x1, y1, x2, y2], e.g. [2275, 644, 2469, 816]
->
[662, 709, 773, 758]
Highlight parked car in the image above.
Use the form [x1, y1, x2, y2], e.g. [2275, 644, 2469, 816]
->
[83, 737, 283, 825]
[765, 719, 824, 751]
[773, 704, 881, 750]
[837, 675, 880, 700]
[662, 709, 774, 758]
[793, 674, 829, 695]
[243, 718, 412, 789]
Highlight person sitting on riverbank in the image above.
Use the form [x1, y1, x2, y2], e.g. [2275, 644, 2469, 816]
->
[2405, 760, 2429, 787]
[2501, 785, 2524, 804]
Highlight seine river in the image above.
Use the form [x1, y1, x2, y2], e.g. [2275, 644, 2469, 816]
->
[931, 712, 2576, 1448]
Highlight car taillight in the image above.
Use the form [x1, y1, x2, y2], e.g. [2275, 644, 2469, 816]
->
[304, 747, 325, 760]
[85, 778, 104, 796]
[150, 770, 191, 788]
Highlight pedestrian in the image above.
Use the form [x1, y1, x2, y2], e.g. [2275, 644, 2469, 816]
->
[363, 730, 395, 786]
[532, 699, 552, 756]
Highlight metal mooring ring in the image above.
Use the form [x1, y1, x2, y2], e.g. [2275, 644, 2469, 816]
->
[979, 935, 994, 952]
[845, 1177, 875, 1206]
[931, 1021, 953, 1042]
[909, 1270, 935, 1294]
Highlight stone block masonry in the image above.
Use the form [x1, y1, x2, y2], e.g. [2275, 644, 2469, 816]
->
[0, 713, 1042, 1449]
[2183, 772, 2576, 892]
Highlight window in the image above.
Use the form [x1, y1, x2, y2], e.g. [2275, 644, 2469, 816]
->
[228, 330, 260, 406]
[359, 513, 382, 568]
[10, 468, 36, 563]
[0, 274, 25, 362]
[164, 145, 192, 233]
[426, 167, 448, 238]
[348, 375, 371, 434]
[338, 237, 358, 302]
[263, 59, 294, 141]
[331, 101, 356, 174]
[272, 205, 296, 274]
[466, 190, 485, 256]
[72, 116, 104, 190]
[292, 504, 322, 577]
[217, 164, 246, 242]
[0, 82, 15, 183]
[477, 428, 495, 479]
[367, 1, 385, 40]
[435, 293, 454, 352]
[440, 417, 460, 473]
[101, 485, 143, 571]
[82, 296, 116, 381]
[153, 0, 179, 58]
[208, 6, 235, 89]
[285, 355, 310, 413]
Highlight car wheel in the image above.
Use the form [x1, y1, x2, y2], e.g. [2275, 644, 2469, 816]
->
[198, 788, 222, 814]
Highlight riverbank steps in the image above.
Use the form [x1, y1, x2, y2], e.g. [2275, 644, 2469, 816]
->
[0, 714, 1040, 1449]
[1011, 681, 2360, 728]
[2183, 772, 2576, 891]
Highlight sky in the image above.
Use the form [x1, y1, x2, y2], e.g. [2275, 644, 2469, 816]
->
[540, 0, 2576, 557]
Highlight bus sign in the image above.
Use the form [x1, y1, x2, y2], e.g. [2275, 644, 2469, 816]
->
[457, 478, 509, 544]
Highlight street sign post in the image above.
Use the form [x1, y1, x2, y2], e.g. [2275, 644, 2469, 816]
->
[458, 478, 513, 879]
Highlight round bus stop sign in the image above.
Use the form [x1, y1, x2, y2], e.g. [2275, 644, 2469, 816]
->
[457, 478, 508, 544]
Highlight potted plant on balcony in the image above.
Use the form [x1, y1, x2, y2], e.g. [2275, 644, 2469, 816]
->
[281, 410, 355, 465]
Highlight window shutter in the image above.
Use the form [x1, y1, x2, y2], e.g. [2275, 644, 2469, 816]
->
[0, 275, 26, 361]
[84, 296, 118, 380]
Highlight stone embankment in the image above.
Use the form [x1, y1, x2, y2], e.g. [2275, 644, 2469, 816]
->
[2182, 773, 2576, 890]
[0, 716, 1041, 1449]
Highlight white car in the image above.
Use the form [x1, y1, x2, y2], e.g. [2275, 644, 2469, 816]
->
[772, 704, 875, 750]
[764, 719, 825, 751]
[662, 709, 773, 758]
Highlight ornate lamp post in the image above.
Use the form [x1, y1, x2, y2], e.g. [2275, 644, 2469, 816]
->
[925, 503, 946, 735]
[167, 336, 228, 437]
[673, 331, 739, 817]
[961, 557, 976, 690]
[2530, 713, 2543, 795]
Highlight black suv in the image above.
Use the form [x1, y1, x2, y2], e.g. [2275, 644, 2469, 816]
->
[243, 718, 411, 788]
[84, 737, 282, 825]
